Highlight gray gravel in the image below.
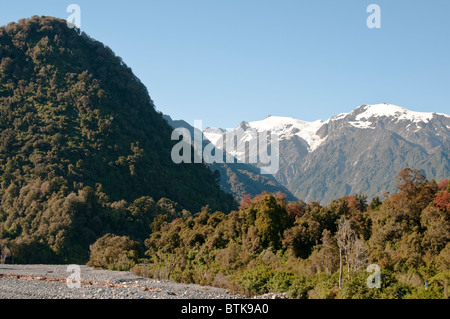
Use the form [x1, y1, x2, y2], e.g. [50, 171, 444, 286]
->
[0, 264, 245, 299]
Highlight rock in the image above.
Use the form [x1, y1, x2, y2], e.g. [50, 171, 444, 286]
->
[254, 292, 289, 299]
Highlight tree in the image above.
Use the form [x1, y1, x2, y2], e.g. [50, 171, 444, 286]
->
[286, 200, 306, 223]
[0, 243, 11, 264]
[336, 217, 366, 287]
[307, 229, 339, 275]
[87, 234, 140, 270]
[247, 194, 289, 250]
[396, 168, 428, 197]
[347, 237, 367, 275]
[337, 217, 353, 288]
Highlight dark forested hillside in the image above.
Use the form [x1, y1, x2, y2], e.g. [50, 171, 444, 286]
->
[0, 16, 235, 263]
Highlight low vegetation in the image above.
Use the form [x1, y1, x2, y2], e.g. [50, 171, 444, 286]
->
[130, 168, 449, 299]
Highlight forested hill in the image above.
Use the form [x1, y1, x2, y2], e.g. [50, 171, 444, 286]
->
[0, 16, 235, 263]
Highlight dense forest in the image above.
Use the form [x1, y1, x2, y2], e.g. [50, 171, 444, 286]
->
[89, 168, 449, 299]
[0, 16, 235, 263]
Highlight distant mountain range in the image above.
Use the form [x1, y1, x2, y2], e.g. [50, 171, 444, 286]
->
[163, 115, 297, 202]
[186, 103, 449, 204]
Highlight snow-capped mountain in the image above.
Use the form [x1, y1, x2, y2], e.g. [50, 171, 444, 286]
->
[202, 103, 450, 204]
[205, 116, 326, 153]
[334, 103, 445, 124]
[163, 115, 297, 203]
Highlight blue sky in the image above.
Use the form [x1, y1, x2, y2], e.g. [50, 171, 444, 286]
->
[1, 0, 449, 128]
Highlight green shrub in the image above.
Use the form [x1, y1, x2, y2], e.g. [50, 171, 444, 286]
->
[288, 276, 315, 299]
[87, 234, 140, 270]
[240, 265, 274, 295]
[336, 272, 373, 299]
[267, 271, 296, 292]
[336, 270, 412, 299]
[304, 274, 338, 299]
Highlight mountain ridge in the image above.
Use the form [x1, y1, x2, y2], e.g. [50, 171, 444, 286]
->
[163, 114, 297, 202]
[200, 103, 449, 204]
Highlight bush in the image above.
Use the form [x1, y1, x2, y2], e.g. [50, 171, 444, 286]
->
[87, 234, 140, 270]
[303, 274, 338, 299]
[240, 265, 301, 296]
[288, 276, 315, 299]
[405, 271, 450, 299]
[336, 270, 411, 299]
[240, 265, 274, 295]
[267, 271, 296, 292]
[336, 272, 373, 299]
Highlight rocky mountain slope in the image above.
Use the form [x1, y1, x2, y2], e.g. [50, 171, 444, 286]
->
[163, 115, 297, 202]
[203, 103, 450, 204]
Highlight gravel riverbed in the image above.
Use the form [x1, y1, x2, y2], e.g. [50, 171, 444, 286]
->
[0, 265, 246, 299]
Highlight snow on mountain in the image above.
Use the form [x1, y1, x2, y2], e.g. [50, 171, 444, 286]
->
[203, 103, 450, 155]
[195, 103, 450, 204]
[204, 116, 327, 152]
[203, 127, 225, 145]
[348, 121, 375, 129]
[327, 103, 450, 131]
[354, 103, 444, 123]
[247, 116, 326, 151]
[329, 113, 349, 121]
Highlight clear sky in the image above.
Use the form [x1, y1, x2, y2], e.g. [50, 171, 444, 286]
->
[1, 0, 449, 128]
